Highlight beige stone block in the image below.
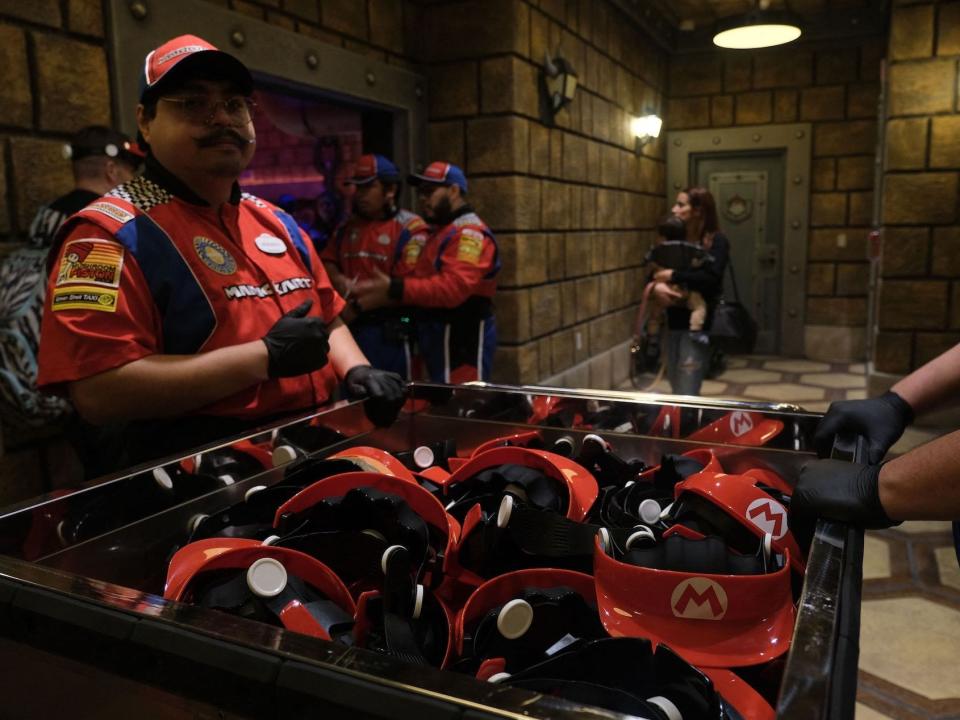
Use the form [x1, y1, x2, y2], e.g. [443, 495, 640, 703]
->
[480, 56, 539, 116]
[470, 176, 541, 231]
[322, 0, 368, 37]
[491, 341, 539, 384]
[711, 95, 733, 126]
[666, 96, 709, 130]
[836, 156, 875, 190]
[882, 172, 959, 224]
[879, 280, 948, 329]
[847, 83, 880, 119]
[916, 331, 960, 366]
[811, 193, 847, 226]
[497, 233, 549, 287]
[807, 263, 836, 294]
[806, 297, 867, 326]
[581, 187, 597, 229]
[735, 91, 772, 125]
[550, 129, 565, 178]
[816, 48, 860, 84]
[836, 262, 869, 295]
[723, 54, 752, 92]
[541, 180, 572, 230]
[10, 137, 73, 230]
[369, 0, 404, 52]
[497, 289, 531, 342]
[888, 59, 955, 116]
[881, 227, 929, 277]
[885, 118, 928, 169]
[600, 144, 620, 188]
[874, 331, 912, 373]
[424, 0, 528, 60]
[932, 226, 960, 275]
[753, 48, 813, 88]
[813, 158, 836, 191]
[562, 132, 588, 183]
[809, 228, 868, 261]
[861, 37, 885, 82]
[560, 279, 577, 326]
[588, 351, 613, 390]
[815, 121, 877, 156]
[551, 327, 576, 372]
[467, 116, 529, 174]
[34, 33, 110, 132]
[0, 1, 59, 25]
[773, 90, 798, 122]
[537, 335, 553, 379]
[564, 232, 592, 279]
[930, 116, 960, 169]
[575, 275, 600, 321]
[849, 191, 874, 226]
[546, 233, 565, 281]
[530, 284, 562, 336]
[939, 1, 960, 56]
[68, 0, 103, 36]
[568, 184, 584, 230]
[428, 121, 464, 169]
[801, 86, 845, 121]
[889, 4, 934, 60]
[428, 63, 477, 118]
[528, 123, 550, 177]
[804, 325, 866, 363]
[670, 53, 722, 96]
[0, 26, 31, 129]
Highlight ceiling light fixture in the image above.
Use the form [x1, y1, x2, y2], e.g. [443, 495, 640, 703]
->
[713, 1, 802, 50]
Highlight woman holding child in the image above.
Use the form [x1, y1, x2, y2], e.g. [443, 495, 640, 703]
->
[650, 187, 730, 396]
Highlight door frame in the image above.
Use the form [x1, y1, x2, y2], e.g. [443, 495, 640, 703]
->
[107, 0, 428, 190]
[666, 124, 812, 357]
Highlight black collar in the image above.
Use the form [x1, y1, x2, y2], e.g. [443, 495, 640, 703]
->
[143, 153, 242, 206]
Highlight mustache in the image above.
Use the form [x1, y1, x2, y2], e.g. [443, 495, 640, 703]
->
[196, 129, 254, 147]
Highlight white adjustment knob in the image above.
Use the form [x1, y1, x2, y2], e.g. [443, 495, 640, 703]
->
[245, 485, 268, 502]
[659, 502, 674, 521]
[381, 544, 407, 575]
[625, 526, 655, 550]
[413, 445, 435, 469]
[218, 474, 236, 486]
[412, 584, 425, 619]
[246, 557, 288, 598]
[647, 696, 682, 720]
[361, 528, 387, 542]
[487, 672, 512, 684]
[497, 599, 534, 639]
[597, 527, 612, 555]
[188, 513, 208, 535]
[497, 495, 514, 529]
[152, 467, 174, 491]
[272, 445, 298, 467]
[638, 498, 662, 525]
[261, 535, 281, 546]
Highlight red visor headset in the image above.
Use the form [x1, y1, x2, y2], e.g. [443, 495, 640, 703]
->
[165, 538, 356, 642]
[593, 533, 796, 669]
[670, 470, 805, 578]
[454, 569, 604, 680]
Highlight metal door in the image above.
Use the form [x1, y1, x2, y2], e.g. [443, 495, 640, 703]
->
[691, 153, 786, 354]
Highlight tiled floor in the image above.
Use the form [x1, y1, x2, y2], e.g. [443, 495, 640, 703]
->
[626, 355, 960, 719]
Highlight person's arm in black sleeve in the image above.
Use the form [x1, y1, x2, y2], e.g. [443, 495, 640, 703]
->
[672, 233, 729, 297]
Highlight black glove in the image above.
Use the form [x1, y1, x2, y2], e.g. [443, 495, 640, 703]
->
[262, 300, 330, 378]
[790, 459, 897, 531]
[813, 391, 914, 464]
[344, 365, 406, 427]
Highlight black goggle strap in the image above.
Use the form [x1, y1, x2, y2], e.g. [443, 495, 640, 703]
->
[446, 464, 568, 515]
[194, 570, 353, 640]
[668, 494, 769, 559]
[621, 533, 777, 576]
[598, 479, 676, 529]
[499, 638, 722, 720]
[379, 544, 429, 665]
[274, 530, 387, 585]
[654, 455, 707, 491]
[189, 484, 305, 542]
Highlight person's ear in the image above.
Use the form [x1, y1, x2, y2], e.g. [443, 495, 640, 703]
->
[136, 104, 152, 145]
[104, 159, 119, 185]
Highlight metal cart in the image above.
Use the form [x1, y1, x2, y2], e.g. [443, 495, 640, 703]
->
[0, 383, 863, 719]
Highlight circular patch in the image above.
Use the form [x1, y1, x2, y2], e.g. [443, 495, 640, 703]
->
[194, 236, 237, 275]
[97, 294, 115, 307]
[670, 577, 728, 620]
[377, 233, 391, 245]
[728, 411, 754, 437]
[746, 498, 788, 540]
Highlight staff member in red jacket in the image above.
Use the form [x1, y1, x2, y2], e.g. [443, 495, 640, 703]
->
[353, 161, 498, 383]
[37, 34, 403, 470]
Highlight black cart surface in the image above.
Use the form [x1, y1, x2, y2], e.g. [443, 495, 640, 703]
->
[0, 383, 862, 719]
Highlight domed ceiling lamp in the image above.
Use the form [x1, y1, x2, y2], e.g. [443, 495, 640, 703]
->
[713, 0, 802, 50]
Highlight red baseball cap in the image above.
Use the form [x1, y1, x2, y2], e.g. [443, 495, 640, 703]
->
[593, 536, 796, 668]
[346, 154, 401, 184]
[140, 34, 253, 102]
[408, 161, 468, 193]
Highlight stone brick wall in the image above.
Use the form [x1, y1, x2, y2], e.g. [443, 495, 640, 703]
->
[874, 1, 960, 377]
[665, 37, 885, 360]
[420, 0, 668, 386]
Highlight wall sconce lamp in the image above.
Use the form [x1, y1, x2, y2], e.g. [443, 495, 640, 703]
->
[544, 51, 578, 116]
[631, 114, 663, 150]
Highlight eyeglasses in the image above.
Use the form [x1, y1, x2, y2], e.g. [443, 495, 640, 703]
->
[159, 95, 256, 127]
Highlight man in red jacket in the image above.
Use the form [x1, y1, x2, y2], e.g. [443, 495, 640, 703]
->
[353, 161, 499, 383]
[37, 34, 403, 470]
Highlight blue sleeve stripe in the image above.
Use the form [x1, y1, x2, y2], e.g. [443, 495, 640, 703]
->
[273, 209, 312, 273]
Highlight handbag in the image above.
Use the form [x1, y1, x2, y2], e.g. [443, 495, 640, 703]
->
[709, 262, 757, 355]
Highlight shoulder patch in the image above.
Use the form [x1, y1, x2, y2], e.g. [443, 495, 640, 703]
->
[460, 227, 484, 241]
[106, 176, 172, 213]
[51, 238, 124, 313]
[456, 232, 484, 264]
[453, 212, 482, 228]
[241, 192, 270, 209]
[83, 201, 135, 225]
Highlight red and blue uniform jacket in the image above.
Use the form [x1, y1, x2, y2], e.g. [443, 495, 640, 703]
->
[38, 165, 345, 422]
[321, 208, 428, 283]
